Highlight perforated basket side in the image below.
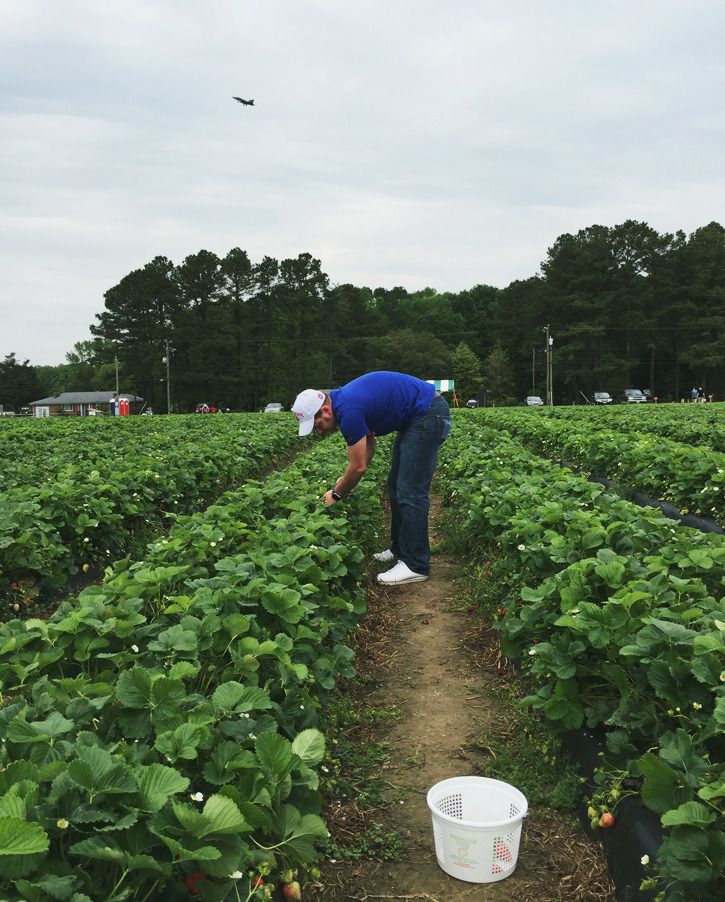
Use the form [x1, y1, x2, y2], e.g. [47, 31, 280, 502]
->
[434, 791, 463, 820]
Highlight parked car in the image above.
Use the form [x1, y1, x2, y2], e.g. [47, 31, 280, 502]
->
[263, 403, 284, 413]
[465, 399, 479, 408]
[616, 389, 647, 404]
[524, 396, 544, 406]
[593, 391, 613, 405]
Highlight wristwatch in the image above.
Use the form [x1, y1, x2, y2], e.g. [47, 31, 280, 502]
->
[331, 490, 342, 502]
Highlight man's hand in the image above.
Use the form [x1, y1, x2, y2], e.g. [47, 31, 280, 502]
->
[322, 490, 337, 506]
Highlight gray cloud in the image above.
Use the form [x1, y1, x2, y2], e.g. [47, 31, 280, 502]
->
[1, 0, 723, 363]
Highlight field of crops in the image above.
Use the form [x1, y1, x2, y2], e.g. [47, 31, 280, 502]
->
[439, 406, 724, 902]
[0, 406, 722, 901]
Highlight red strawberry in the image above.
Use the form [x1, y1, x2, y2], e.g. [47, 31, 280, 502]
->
[282, 880, 302, 901]
[185, 871, 207, 895]
[599, 812, 616, 828]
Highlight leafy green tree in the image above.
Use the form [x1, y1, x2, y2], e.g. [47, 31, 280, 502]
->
[366, 329, 451, 380]
[372, 286, 409, 331]
[449, 284, 500, 362]
[485, 343, 516, 406]
[396, 288, 466, 339]
[92, 256, 182, 409]
[34, 364, 69, 397]
[0, 353, 41, 411]
[667, 222, 725, 399]
[323, 284, 380, 385]
[451, 342, 481, 402]
[217, 248, 254, 408]
[64, 339, 118, 391]
[494, 276, 549, 397]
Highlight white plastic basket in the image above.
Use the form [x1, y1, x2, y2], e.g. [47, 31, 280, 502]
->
[426, 776, 528, 883]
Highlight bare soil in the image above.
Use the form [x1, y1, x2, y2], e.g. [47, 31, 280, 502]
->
[307, 498, 615, 902]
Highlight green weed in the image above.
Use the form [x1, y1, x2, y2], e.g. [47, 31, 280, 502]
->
[473, 707, 583, 811]
[319, 696, 405, 860]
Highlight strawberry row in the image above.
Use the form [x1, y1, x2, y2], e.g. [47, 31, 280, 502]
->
[438, 420, 724, 901]
[546, 403, 725, 454]
[476, 407, 725, 523]
[0, 415, 299, 613]
[0, 437, 387, 901]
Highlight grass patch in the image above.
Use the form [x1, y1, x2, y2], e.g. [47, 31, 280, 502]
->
[318, 695, 405, 861]
[472, 701, 583, 811]
[322, 821, 405, 863]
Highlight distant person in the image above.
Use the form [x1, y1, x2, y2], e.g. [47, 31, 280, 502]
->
[292, 372, 451, 586]
[691, 387, 698, 403]
[697, 386, 705, 403]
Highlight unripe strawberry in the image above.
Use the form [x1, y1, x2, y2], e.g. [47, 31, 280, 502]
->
[282, 880, 302, 901]
[599, 811, 615, 828]
[587, 806, 597, 819]
[82, 563, 90, 573]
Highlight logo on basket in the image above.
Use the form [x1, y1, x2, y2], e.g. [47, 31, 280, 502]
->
[450, 834, 476, 868]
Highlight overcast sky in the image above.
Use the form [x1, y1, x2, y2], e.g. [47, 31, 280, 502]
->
[2, 1, 724, 365]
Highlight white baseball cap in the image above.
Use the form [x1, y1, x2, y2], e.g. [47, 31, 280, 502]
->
[292, 389, 326, 436]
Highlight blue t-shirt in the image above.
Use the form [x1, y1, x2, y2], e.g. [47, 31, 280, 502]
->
[329, 372, 436, 446]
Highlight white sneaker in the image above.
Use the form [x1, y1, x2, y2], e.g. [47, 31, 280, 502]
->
[373, 549, 396, 563]
[377, 561, 429, 585]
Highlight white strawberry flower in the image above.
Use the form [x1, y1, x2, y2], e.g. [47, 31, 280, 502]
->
[190, 792, 204, 802]
[230, 870, 243, 879]
[641, 854, 650, 865]
[517, 544, 526, 551]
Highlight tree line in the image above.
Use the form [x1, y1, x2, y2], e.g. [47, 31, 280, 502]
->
[2, 219, 723, 412]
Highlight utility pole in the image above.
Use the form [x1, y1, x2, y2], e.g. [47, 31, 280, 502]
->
[114, 356, 119, 398]
[544, 325, 554, 406]
[162, 340, 173, 414]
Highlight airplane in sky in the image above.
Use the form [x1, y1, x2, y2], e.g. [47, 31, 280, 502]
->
[233, 96, 254, 106]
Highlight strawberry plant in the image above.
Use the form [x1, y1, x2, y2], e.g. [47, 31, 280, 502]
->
[439, 415, 725, 901]
[0, 434, 391, 899]
[0, 415, 302, 612]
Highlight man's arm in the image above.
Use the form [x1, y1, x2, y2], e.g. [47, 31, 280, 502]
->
[323, 435, 369, 505]
[365, 434, 376, 466]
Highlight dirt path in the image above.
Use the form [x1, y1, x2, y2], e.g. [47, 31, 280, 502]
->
[309, 498, 615, 902]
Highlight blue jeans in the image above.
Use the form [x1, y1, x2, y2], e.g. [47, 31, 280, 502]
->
[387, 394, 451, 574]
